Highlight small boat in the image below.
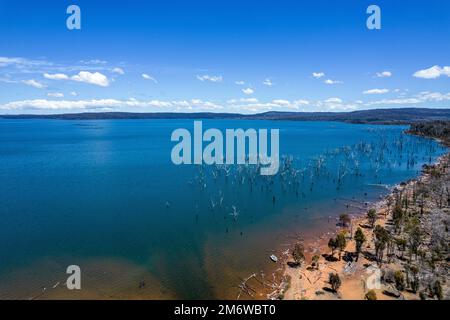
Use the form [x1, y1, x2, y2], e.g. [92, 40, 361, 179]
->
[270, 254, 278, 262]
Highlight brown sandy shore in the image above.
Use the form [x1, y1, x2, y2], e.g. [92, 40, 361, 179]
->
[277, 149, 450, 300]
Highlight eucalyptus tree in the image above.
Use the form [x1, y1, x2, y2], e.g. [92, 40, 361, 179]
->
[328, 273, 341, 293]
[354, 227, 366, 261]
[336, 231, 347, 261]
[367, 209, 377, 228]
[328, 238, 338, 258]
[392, 205, 404, 233]
[405, 217, 422, 261]
[374, 225, 390, 265]
[292, 243, 305, 267]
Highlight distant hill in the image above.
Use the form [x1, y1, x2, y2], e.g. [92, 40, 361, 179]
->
[1, 108, 450, 124]
[407, 120, 450, 146]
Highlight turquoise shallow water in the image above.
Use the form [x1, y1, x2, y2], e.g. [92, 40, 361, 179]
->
[0, 119, 446, 298]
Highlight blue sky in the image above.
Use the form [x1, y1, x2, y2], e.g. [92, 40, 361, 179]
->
[0, 0, 449, 114]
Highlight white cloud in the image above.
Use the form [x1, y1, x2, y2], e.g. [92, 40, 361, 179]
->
[242, 88, 254, 95]
[47, 92, 64, 98]
[375, 71, 392, 78]
[272, 99, 290, 105]
[263, 78, 274, 86]
[142, 73, 158, 83]
[112, 67, 125, 75]
[366, 98, 422, 106]
[0, 57, 27, 67]
[316, 98, 356, 111]
[80, 59, 107, 65]
[190, 99, 223, 110]
[227, 98, 259, 104]
[312, 72, 325, 79]
[0, 56, 51, 68]
[413, 65, 450, 79]
[324, 79, 342, 85]
[196, 74, 223, 82]
[242, 98, 259, 103]
[293, 99, 309, 106]
[44, 71, 109, 87]
[71, 71, 110, 87]
[235, 80, 245, 85]
[363, 88, 389, 95]
[365, 91, 450, 106]
[416, 91, 450, 102]
[1, 99, 114, 110]
[324, 97, 343, 103]
[44, 73, 69, 80]
[22, 79, 47, 89]
[0, 98, 223, 112]
[226, 98, 310, 112]
[0, 96, 371, 114]
[70, 91, 77, 96]
[229, 97, 353, 112]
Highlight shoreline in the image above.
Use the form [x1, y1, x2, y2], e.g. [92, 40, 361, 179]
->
[279, 147, 449, 300]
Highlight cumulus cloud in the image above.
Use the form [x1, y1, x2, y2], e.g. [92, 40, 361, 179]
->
[142, 73, 158, 83]
[413, 65, 450, 79]
[235, 80, 245, 85]
[196, 74, 223, 82]
[44, 71, 110, 86]
[44, 73, 69, 80]
[22, 79, 47, 89]
[71, 71, 110, 87]
[312, 72, 325, 79]
[263, 78, 274, 86]
[375, 71, 392, 78]
[363, 88, 389, 95]
[242, 88, 254, 95]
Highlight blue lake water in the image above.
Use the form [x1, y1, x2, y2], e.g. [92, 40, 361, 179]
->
[0, 119, 446, 299]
